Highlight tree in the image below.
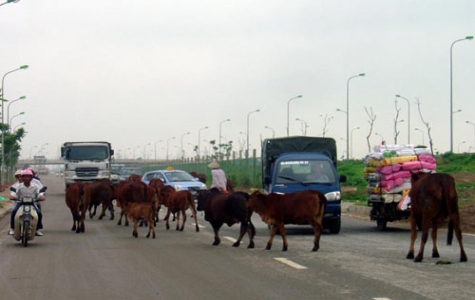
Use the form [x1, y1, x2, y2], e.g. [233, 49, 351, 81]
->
[365, 106, 377, 153]
[415, 98, 434, 156]
[393, 99, 402, 144]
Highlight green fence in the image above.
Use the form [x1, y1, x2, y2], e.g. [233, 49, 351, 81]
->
[140, 155, 262, 188]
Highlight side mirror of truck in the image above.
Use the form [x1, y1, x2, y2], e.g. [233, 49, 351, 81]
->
[339, 175, 347, 183]
[264, 176, 271, 185]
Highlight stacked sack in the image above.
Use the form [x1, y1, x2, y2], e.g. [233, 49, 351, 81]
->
[364, 144, 436, 209]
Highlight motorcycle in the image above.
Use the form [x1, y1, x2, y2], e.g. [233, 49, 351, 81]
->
[10, 186, 47, 247]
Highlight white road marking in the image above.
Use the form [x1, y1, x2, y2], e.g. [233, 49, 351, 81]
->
[373, 298, 391, 300]
[191, 223, 206, 229]
[224, 236, 237, 243]
[274, 257, 307, 270]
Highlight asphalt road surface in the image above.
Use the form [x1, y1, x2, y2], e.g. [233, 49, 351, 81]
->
[1, 175, 474, 300]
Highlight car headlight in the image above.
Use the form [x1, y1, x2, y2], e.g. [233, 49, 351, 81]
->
[174, 184, 184, 191]
[325, 191, 341, 201]
[99, 170, 110, 176]
[200, 183, 207, 189]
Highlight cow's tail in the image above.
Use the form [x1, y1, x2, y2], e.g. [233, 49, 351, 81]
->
[188, 192, 197, 215]
[447, 220, 454, 246]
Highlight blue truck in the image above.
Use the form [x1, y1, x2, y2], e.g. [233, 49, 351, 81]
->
[261, 136, 346, 234]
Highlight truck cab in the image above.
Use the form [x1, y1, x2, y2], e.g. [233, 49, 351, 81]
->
[262, 136, 346, 234]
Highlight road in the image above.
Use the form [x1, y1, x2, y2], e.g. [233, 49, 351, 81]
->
[1, 175, 474, 300]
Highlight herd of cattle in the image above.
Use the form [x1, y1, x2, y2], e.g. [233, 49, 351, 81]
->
[64, 171, 468, 262]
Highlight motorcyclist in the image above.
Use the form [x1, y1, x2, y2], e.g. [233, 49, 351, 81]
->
[8, 169, 45, 236]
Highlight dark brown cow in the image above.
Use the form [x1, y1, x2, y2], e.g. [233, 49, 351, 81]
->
[161, 186, 199, 232]
[248, 190, 327, 251]
[128, 174, 142, 182]
[196, 188, 255, 248]
[406, 171, 468, 262]
[65, 182, 91, 233]
[124, 201, 156, 238]
[87, 179, 115, 220]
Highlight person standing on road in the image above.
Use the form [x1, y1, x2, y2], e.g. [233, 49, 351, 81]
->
[208, 160, 227, 192]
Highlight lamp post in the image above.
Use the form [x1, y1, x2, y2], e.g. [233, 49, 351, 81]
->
[264, 126, 275, 138]
[13, 122, 25, 132]
[350, 127, 360, 159]
[154, 140, 163, 160]
[0, 0, 21, 7]
[466, 121, 475, 152]
[346, 73, 365, 160]
[395, 94, 411, 144]
[197, 126, 208, 158]
[9, 111, 24, 126]
[219, 119, 230, 148]
[458, 141, 466, 153]
[286, 95, 302, 136]
[133, 145, 140, 159]
[166, 137, 175, 161]
[38, 143, 49, 156]
[29, 145, 37, 159]
[1, 64, 28, 185]
[6, 95, 25, 128]
[450, 36, 473, 153]
[414, 128, 425, 145]
[295, 118, 308, 136]
[247, 109, 260, 157]
[375, 133, 384, 142]
[180, 132, 190, 159]
[143, 142, 151, 160]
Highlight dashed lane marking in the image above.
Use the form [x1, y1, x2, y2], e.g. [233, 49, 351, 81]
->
[274, 257, 307, 270]
[224, 236, 237, 243]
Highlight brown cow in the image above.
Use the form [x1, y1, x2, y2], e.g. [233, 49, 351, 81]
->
[149, 178, 165, 222]
[125, 201, 156, 238]
[87, 179, 115, 220]
[116, 181, 158, 227]
[65, 182, 91, 233]
[128, 174, 142, 183]
[161, 186, 199, 232]
[248, 190, 327, 251]
[197, 188, 255, 248]
[406, 171, 468, 262]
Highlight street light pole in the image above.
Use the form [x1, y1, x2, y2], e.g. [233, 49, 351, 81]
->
[6, 95, 26, 129]
[13, 122, 25, 132]
[198, 126, 208, 158]
[466, 121, 475, 152]
[450, 36, 473, 153]
[29, 145, 37, 159]
[264, 126, 275, 138]
[1, 64, 28, 185]
[9, 111, 24, 126]
[458, 141, 466, 153]
[0, 0, 21, 7]
[143, 143, 151, 160]
[180, 132, 190, 160]
[350, 127, 360, 159]
[375, 133, 384, 142]
[154, 140, 163, 160]
[219, 119, 230, 149]
[395, 94, 411, 144]
[414, 128, 425, 145]
[346, 73, 365, 160]
[286, 95, 302, 136]
[295, 118, 308, 136]
[247, 109, 260, 157]
[166, 137, 175, 161]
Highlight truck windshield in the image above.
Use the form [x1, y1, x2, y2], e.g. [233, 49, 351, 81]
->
[276, 160, 335, 184]
[67, 146, 109, 160]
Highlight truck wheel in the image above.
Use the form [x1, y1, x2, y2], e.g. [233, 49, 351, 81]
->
[376, 219, 387, 231]
[328, 218, 341, 234]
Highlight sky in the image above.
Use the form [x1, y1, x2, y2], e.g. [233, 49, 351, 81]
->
[1, 0, 474, 161]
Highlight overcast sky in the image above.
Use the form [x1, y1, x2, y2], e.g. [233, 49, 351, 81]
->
[1, 0, 474, 161]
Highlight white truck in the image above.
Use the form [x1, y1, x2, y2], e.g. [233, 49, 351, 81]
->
[61, 141, 114, 188]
